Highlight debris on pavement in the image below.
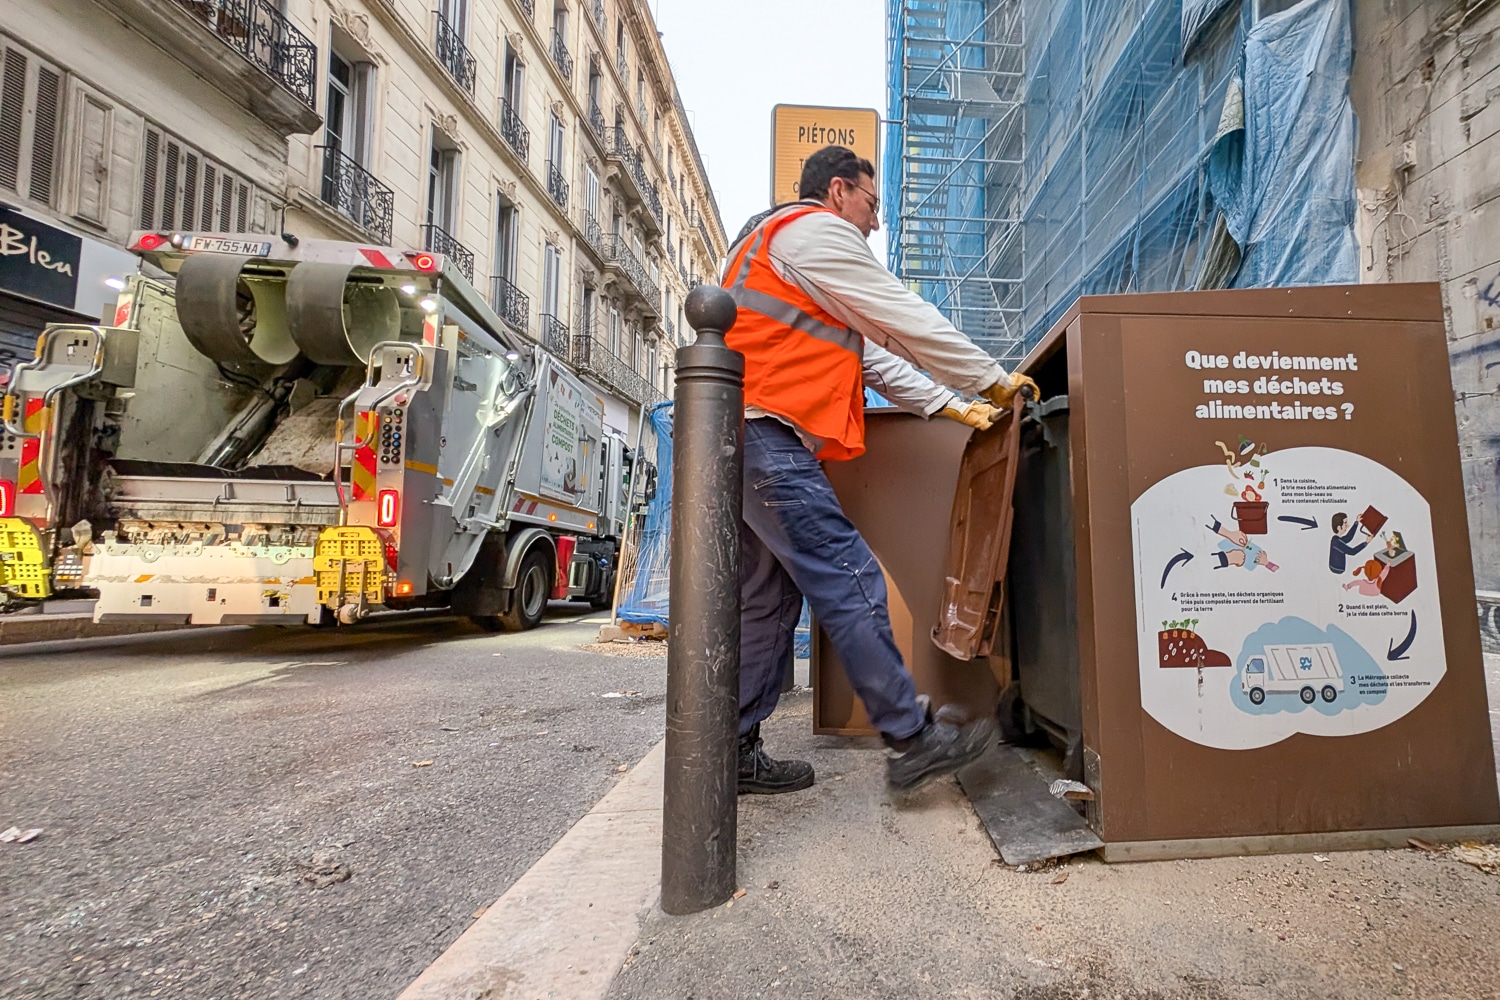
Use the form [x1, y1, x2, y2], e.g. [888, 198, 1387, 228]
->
[1313, 854, 1330, 863]
[601, 690, 642, 698]
[297, 851, 352, 889]
[1408, 837, 1442, 852]
[1, 826, 42, 843]
[733, 888, 747, 900]
[412, 760, 435, 767]
[1051, 871, 1070, 884]
[1451, 842, 1500, 875]
[579, 640, 668, 659]
[1048, 779, 1094, 801]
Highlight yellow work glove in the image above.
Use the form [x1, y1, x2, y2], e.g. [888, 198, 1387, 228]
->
[939, 399, 1003, 431]
[981, 372, 1040, 408]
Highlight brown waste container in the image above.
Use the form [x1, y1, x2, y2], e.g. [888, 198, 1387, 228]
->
[814, 284, 1500, 860]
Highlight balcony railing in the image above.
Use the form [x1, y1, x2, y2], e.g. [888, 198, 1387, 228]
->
[423, 223, 474, 282]
[500, 98, 530, 162]
[317, 145, 394, 244]
[602, 233, 659, 307]
[571, 334, 663, 407]
[551, 30, 573, 80]
[587, 100, 606, 143]
[616, 49, 628, 81]
[491, 275, 530, 334]
[435, 13, 476, 96]
[170, 0, 317, 109]
[637, 96, 648, 125]
[678, 261, 693, 288]
[590, 0, 605, 34]
[696, 216, 714, 254]
[664, 315, 677, 346]
[582, 212, 606, 257]
[546, 160, 569, 209]
[539, 314, 570, 356]
[517, 0, 535, 19]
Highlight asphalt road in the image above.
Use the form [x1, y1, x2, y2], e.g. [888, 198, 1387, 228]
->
[0, 609, 668, 1000]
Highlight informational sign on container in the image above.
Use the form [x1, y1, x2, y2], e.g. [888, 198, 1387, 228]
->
[770, 105, 881, 207]
[1125, 334, 1446, 751]
[539, 368, 603, 506]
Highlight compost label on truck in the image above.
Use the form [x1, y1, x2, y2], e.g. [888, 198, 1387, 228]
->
[1130, 442, 1444, 750]
[539, 369, 603, 505]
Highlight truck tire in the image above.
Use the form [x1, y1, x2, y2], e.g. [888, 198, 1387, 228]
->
[499, 547, 552, 632]
[1299, 686, 1316, 704]
[1248, 687, 1266, 705]
[1321, 685, 1337, 703]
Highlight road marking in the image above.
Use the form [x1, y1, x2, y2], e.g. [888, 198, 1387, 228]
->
[397, 740, 665, 1000]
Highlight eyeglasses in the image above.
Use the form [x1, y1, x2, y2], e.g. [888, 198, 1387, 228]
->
[842, 178, 880, 213]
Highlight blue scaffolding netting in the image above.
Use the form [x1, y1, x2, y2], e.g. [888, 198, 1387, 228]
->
[616, 402, 673, 626]
[887, 0, 1359, 359]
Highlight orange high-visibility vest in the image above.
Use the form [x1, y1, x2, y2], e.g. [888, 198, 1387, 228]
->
[722, 204, 866, 461]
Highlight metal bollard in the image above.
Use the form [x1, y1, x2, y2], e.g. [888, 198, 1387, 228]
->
[661, 285, 744, 915]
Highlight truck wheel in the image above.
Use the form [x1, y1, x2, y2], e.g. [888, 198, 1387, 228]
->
[1321, 685, 1337, 703]
[1300, 686, 1316, 704]
[589, 593, 613, 611]
[1248, 687, 1265, 705]
[499, 547, 552, 632]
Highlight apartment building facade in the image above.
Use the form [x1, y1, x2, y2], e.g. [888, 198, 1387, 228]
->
[1, 0, 726, 439]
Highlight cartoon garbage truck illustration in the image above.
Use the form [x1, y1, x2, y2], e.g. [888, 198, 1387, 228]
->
[1241, 643, 1344, 706]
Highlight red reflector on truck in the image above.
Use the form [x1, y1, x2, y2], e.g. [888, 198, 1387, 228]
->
[377, 489, 401, 527]
[0, 480, 13, 516]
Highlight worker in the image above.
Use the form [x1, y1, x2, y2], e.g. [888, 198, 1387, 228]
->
[725, 144, 1039, 795]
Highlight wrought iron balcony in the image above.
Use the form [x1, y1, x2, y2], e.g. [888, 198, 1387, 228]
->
[500, 98, 530, 162]
[317, 145, 394, 244]
[423, 223, 474, 282]
[616, 49, 628, 81]
[637, 96, 648, 126]
[641, 177, 663, 227]
[546, 160, 569, 210]
[570, 334, 663, 407]
[169, 0, 316, 109]
[435, 12, 476, 96]
[539, 314, 570, 356]
[678, 261, 693, 288]
[697, 216, 714, 255]
[587, 100, 606, 143]
[582, 213, 606, 258]
[517, 0, 535, 19]
[664, 315, 677, 345]
[590, 0, 605, 35]
[551, 31, 573, 81]
[602, 234, 659, 308]
[491, 275, 530, 334]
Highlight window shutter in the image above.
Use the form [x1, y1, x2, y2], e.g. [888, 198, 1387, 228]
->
[162, 139, 179, 229]
[182, 151, 198, 229]
[74, 91, 113, 225]
[0, 47, 25, 192]
[139, 126, 159, 228]
[218, 173, 232, 229]
[28, 66, 60, 205]
[201, 163, 217, 230]
[234, 182, 247, 231]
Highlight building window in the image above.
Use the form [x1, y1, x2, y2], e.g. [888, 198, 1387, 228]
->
[494, 196, 518, 283]
[439, 0, 469, 38]
[546, 111, 568, 208]
[324, 49, 373, 167]
[504, 42, 525, 109]
[139, 124, 271, 232]
[0, 40, 63, 208]
[426, 136, 459, 234]
[608, 305, 621, 354]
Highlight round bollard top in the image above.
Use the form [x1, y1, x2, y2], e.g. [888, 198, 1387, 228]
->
[685, 285, 737, 337]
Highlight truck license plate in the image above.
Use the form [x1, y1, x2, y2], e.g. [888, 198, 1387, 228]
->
[183, 237, 273, 256]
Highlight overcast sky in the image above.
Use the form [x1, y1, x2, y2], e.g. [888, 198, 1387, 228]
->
[652, 0, 889, 262]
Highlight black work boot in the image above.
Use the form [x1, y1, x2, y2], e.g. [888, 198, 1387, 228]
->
[884, 706, 995, 792]
[738, 724, 815, 795]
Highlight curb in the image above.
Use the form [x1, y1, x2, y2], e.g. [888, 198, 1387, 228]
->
[0, 613, 190, 646]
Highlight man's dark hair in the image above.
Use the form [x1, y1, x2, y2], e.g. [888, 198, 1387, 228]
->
[798, 145, 876, 202]
[1332, 513, 1347, 532]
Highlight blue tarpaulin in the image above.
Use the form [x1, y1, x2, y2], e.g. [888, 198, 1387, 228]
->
[1182, 0, 1239, 57]
[1208, 0, 1358, 288]
[616, 402, 673, 626]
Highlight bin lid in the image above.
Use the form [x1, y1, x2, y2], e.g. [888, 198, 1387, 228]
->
[931, 394, 1026, 660]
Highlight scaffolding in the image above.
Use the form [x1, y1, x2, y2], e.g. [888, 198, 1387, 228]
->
[886, 0, 1027, 363]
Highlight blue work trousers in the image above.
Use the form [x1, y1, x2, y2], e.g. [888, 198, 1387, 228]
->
[738, 418, 926, 741]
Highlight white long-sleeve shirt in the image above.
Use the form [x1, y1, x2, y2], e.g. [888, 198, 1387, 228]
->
[736, 201, 1009, 395]
[861, 340, 955, 417]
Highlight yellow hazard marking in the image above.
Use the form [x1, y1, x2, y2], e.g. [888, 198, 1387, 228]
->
[475, 486, 495, 496]
[294, 576, 317, 586]
[0, 517, 51, 599]
[404, 460, 438, 475]
[443, 478, 455, 486]
[313, 525, 385, 608]
[134, 574, 155, 583]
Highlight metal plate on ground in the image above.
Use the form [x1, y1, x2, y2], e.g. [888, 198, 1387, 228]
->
[958, 744, 1103, 866]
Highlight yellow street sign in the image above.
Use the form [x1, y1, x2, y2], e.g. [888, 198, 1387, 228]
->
[770, 105, 881, 207]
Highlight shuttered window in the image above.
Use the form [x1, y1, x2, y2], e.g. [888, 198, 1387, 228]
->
[74, 90, 113, 226]
[138, 123, 279, 234]
[0, 40, 65, 207]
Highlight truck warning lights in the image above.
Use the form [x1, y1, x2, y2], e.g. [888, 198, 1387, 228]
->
[377, 489, 401, 528]
[0, 480, 14, 517]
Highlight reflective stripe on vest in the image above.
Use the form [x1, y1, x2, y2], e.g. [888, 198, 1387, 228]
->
[721, 204, 867, 461]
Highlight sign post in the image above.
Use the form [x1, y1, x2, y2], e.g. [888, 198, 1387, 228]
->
[770, 105, 881, 207]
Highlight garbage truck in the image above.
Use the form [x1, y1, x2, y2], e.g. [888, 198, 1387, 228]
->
[1242, 643, 1344, 705]
[0, 231, 638, 630]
